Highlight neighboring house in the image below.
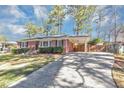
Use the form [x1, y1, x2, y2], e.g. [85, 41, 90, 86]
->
[110, 33, 124, 54]
[0, 41, 17, 53]
[116, 32, 124, 43]
[17, 35, 90, 53]
[119, 43, 124, 54]
[108, 43, 124, 54]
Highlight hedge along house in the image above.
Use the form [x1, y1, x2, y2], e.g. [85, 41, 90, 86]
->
[17, 35, 90, 53]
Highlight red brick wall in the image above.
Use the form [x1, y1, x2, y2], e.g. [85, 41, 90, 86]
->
[17, 42, 21, 48]
[68, 40, 74, 52]
[18, 40, 75, 53]
[63, 39, 74, 53]
[63, 39, 68, 53]
[28, 41, 39, 49]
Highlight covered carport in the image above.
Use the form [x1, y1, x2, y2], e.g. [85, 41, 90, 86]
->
[67, 36, 90, 52]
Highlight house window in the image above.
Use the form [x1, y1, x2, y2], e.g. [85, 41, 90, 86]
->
[43, 41, 48, 47]
[25, 42, 28, 47]
[39, 41, 42, 47]
[55, 40, 57, 47]
[22, 42, 25, 48]
[21, 42, 28, 48]
[50, 41, 52, 47]
[19, 43, 21, 48]
[20, 42, 23, 48]
[57, 40, 63, 47]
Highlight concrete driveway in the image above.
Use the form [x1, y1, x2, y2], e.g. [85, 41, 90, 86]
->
[9, 52, 116, 88]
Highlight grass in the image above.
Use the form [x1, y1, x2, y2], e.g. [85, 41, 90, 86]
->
[112, 54, 124, 88]
[0, 54, 16, 62]
[0, 54, 61, 88]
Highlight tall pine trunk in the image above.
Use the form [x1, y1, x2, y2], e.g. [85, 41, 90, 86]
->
[113, 7, 118, 54]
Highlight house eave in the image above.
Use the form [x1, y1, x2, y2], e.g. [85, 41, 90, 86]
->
[17, 35, 90, 43]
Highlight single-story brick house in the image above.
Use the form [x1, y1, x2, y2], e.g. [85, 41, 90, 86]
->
[17, 35, 90, 53]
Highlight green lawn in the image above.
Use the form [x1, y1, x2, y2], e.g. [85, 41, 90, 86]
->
[0, 54, 61, 88]
[0, 54, 15, 62]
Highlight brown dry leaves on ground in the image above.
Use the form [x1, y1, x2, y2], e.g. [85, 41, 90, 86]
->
[112, 55, 124, 88]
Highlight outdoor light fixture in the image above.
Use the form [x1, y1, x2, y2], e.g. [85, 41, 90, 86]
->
[74, 43, 78, 46]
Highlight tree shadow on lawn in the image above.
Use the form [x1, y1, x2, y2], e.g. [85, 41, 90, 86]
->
[10, 52, 116, 88]
[0, 55, 15, 62]
[10, 56, 65, 88]
[0, 64, 43, 88]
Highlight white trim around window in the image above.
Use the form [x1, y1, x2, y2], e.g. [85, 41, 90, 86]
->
[41, 41, 50, 47]
[39, 41, 42, 47]
[20, 42, 27, 48]
[39, 40, 63, 48]
[39, 41, 51, 47]
[57, 40, 63, 47]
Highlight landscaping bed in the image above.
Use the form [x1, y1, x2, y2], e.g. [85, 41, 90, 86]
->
[112, 55, 124, 88]
[0, 54, 61, 88]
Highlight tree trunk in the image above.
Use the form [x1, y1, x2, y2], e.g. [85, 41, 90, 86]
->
[113, 7, 118, 54]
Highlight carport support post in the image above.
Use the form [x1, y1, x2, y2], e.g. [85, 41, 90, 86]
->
[84, 43, 87, 52]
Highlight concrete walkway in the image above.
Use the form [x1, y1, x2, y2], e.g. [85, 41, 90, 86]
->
[9, 52, 116, 88]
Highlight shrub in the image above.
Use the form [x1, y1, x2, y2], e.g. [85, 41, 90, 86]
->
[88, 38, 103, 45]
[11, 48, 30, 54]
[11, 48, 18, 54]
[39, 47, 53, 53]
[53, 47, 63, 53]
[47, 47, 54, 53]
[39, 47, 63, 54]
